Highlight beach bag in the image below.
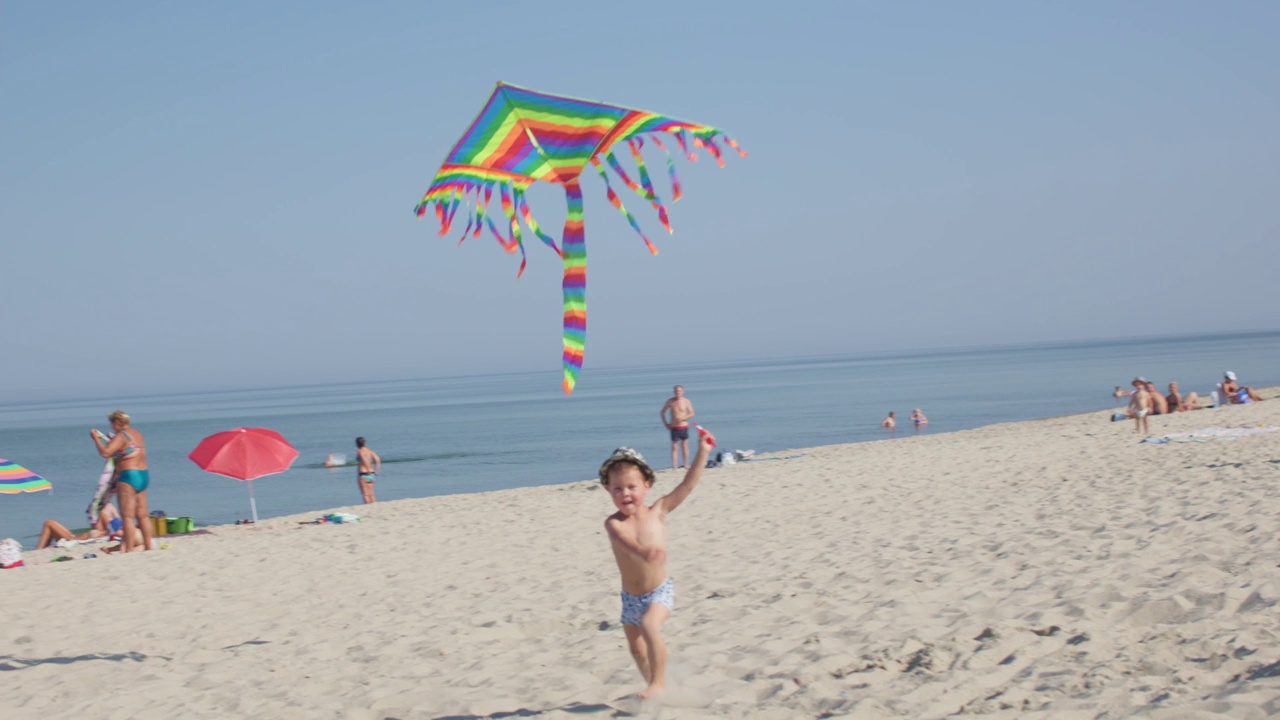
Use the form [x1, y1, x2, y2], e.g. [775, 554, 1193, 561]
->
[0, 538, 24, 569]
[151, 516, 168, 536]
[168, 517, 194, 534]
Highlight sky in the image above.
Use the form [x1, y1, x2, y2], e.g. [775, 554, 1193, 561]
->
[3, 1, 1278, 403]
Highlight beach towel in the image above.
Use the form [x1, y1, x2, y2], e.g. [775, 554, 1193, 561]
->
[87, 430, 117, 522]
[1143, 426, 1279, 444]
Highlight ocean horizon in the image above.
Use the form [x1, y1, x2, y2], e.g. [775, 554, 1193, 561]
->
[3, 329, 1277, 544]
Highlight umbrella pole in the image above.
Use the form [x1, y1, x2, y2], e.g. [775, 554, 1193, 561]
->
[247, 479, 259, 525]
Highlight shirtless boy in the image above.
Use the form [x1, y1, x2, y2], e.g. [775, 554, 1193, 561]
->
[355, 437, 381, 504]
[600, 430, 714, 700]
[659, 385, 696, 470]
[1129, 378, 1151, 434]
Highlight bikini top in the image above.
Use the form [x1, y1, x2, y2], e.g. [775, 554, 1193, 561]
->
[113, 430, 139, 460]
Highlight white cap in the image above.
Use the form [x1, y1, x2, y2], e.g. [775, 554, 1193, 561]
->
[1225, 371, 1237, 381]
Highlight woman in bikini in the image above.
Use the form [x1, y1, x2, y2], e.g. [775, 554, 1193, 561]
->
[91, 410, 154, 552]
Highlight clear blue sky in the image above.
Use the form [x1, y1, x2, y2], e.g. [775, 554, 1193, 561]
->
[4, 1, 1277, 402]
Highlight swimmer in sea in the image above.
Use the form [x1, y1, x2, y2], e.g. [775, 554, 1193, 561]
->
[910, 408, 928, 427]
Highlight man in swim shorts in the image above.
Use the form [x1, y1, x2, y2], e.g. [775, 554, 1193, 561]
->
[659, 385, 696, 470]
[355, 436, 381, 504]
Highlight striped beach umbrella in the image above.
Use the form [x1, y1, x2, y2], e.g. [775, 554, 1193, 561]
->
[0, 459, 52, 494]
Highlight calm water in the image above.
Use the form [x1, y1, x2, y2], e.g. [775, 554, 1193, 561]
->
[2, 331, 1277, 543]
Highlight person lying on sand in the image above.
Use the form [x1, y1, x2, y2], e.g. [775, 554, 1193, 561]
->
[1167, 382, 1202, 412]
[1222, 372, 1264, 404]
[600, 429, 715, 700]
[37, 503, 121, 549]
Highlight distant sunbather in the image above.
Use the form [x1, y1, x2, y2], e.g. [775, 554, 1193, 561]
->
[1145, 382, 1170, 415]
[37, 503, 121, 549]
[1166, 382, 1202, 412]
[1222, 372, 1264, 403]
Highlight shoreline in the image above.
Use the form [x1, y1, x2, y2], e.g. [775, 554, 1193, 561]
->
[9, 389, 1273, 556]
[4, 393, 1280, 717]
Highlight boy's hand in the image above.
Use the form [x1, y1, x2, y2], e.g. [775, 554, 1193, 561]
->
[695, 424, 716, 449]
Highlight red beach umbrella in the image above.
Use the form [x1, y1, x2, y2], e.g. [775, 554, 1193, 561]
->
[188, 427, 299, 524]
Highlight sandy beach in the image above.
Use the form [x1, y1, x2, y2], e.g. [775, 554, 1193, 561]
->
[4, 393, 1280, 719]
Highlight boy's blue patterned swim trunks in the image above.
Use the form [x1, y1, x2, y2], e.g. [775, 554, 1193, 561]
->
[620, 579, 675, 626]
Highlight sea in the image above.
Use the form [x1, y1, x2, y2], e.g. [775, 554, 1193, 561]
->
[2, 330, 1277, 545]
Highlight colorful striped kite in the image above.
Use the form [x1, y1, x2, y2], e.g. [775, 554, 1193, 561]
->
[0, 459, 52, 494]
[414, 82, 744, 394]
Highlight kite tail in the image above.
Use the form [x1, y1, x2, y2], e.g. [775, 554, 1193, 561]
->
[676, 131, 698, 161]
[721, 134, 749, 158]
[628, 139, 672, 233]
[481, 186, 517, 254]
[459, 199, 475, 244]
[700, 136, 726, 167]
[626, 139, 657, 201]
[561, 180, 586, 394]
[498, 184, 527, 278]
[515, 188, 561, 256]
[472, 186, 488, 239]
[590, 157, 658, 255]
[648, 136, 683, 201]
[604, 150, 670, 237]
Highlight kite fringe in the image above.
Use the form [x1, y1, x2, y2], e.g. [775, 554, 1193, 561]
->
[412, 128, 743, 268]
[591, 156, 657, 255]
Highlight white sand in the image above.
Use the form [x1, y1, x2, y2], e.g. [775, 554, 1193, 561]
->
[4, 394, 1280, 719]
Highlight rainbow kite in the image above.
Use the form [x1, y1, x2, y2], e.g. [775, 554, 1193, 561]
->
[0, 459, 52, 493]
[414, 82, 744, 394]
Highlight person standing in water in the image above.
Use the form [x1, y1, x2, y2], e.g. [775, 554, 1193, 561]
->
[659, 385, 696, 470]
[355, 437, 381, 504]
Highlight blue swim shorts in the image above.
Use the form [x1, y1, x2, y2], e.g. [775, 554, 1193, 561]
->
[669, 426, 690, 442]
[620, 579, 675, 626]
[116, 469, 150, 493]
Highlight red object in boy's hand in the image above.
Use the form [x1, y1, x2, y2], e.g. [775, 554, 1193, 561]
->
[694, 424, 717, 447]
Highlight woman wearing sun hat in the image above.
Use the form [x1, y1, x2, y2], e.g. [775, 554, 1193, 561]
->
[1222, 372, 1265, 404]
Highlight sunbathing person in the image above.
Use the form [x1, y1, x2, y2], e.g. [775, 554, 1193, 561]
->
[37, 503, 122, 549]
[1222, 372, 1264, 403]
[1166, 382, 1202, 412]
[1146, 382, 1170, 415]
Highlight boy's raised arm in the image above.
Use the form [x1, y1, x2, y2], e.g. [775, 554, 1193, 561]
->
[656, 431, 715, 515]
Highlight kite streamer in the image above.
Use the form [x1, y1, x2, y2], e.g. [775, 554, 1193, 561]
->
[414, 81, 744, 393]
